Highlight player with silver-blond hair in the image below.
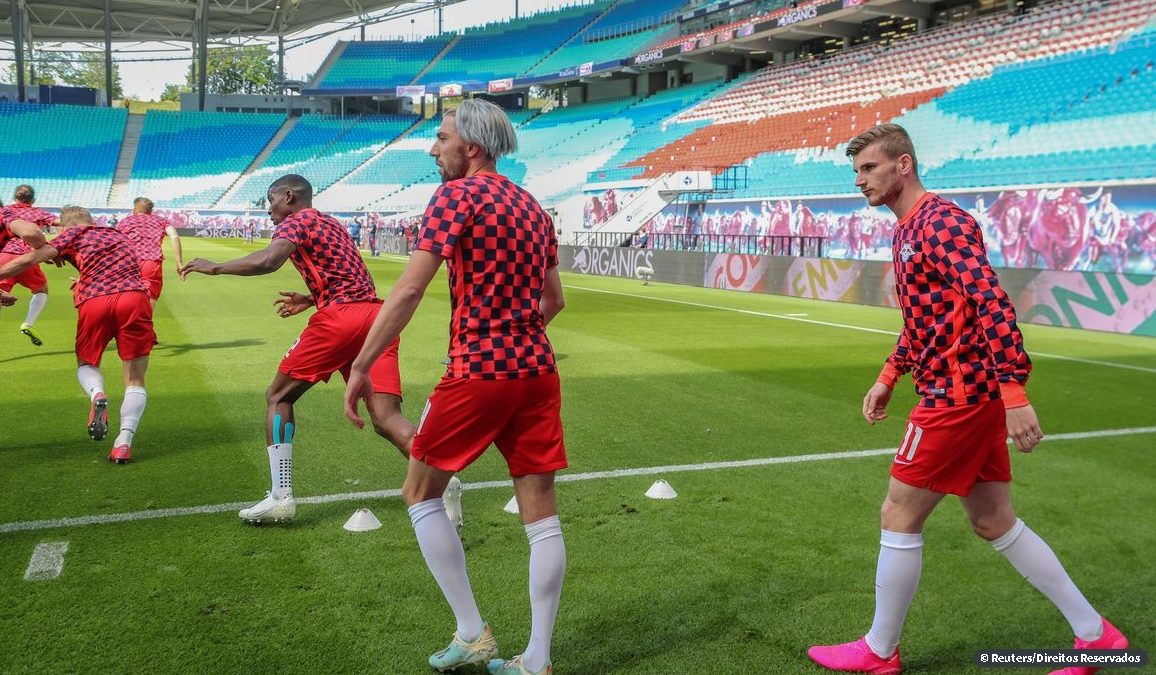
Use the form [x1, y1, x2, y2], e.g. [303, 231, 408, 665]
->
[345, 98, 567, 675]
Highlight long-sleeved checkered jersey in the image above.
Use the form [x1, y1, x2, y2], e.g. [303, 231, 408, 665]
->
[880, 192, 1031, 408]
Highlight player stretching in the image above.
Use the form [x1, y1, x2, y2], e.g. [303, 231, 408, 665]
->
[180, 174, 417, 524]
[0, 185, 58, 346]
[0, 207, 50, 310]
[0, 206, 154, 464]
[117, 197, 184, 307]
[807, 124, 1127, 675]
[344, 99, 567, 675]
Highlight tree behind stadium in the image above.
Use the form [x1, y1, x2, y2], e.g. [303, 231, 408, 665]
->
[186, 45, 279, 96]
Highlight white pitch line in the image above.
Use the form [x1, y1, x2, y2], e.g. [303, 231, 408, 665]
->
[24, 541, 69, 581]
[566, 284, 1156, 374]
[1, 426, 1152, 535]
[568, 284, 898, 335]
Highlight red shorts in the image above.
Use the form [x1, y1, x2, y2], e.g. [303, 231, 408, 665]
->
[139, 260, 163, 300]
[411, 372, 567, 477]
[890, 398, 1011, 496]
[0, 252, 47, 292]
[279, 301, 401, 396]
[76, 291, 156, 366]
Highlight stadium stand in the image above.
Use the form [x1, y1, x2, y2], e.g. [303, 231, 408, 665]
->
[1, 0, 1151, 217]
[119, 110, 283, 207]
[310, 39, 453, 91]
[417, 3, 611, 85]
[0, 102, 126, 206]
[217, 114, 417, 208]
[526, 0, 686, 76]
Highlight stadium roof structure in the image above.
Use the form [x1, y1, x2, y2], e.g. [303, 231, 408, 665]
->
[0, 0, 457, 43]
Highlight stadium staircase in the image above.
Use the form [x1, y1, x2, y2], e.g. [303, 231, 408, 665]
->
[306, 41, 348, 91]
[213, 116, 301, 208]
[410, 35, 462, 84]
[312, 116, 432, 209]
[576, 170, 714, 245]
[520, 0, 624, 76]
[107, 112, 145, 207]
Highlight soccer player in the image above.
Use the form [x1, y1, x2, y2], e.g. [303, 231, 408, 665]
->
[0, 185, 58, 346]
[179, 174, 415, 524]
[807, 124, 1127, 675]
[0, 206, 153, 464]
[343, 99, 567, 675]
[116, 197, 184, 306]
[0, 209, 49, 310]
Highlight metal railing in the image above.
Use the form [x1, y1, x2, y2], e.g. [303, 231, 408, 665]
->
[575, 231, 826, 257]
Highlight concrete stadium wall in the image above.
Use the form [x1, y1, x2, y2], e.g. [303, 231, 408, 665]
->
[557, 245, 1156, 337]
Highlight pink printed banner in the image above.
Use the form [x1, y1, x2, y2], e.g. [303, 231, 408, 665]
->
[705, 253, 768, 292]
[1015, 270, 1156, 335]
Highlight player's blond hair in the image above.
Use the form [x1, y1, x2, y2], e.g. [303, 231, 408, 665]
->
[60, 206, 94, 227]
[846, 124, 919, 174]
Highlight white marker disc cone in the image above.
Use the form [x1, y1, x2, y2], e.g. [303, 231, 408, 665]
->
[502, 495, 520, 514]
[343, 507, 383, 532]
[645, 479, 678, 499]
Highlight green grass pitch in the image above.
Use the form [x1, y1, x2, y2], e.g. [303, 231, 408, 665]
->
[0, 238, 1153, 673]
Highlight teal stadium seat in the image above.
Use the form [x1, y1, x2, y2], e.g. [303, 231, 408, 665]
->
[0, 102, 126, 206]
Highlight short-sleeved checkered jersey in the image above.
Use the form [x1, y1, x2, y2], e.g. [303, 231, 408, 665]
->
[0, 221, 12, 251]
[50, 226, 147, 306]
[272, 207, 377, 310]
[117, 213, 171, 261]
[888, 193, 1031, 408]
[1, 203, 56, 255]
[417, 172, 558, 380]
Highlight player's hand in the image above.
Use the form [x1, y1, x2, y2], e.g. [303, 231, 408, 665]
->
[343, 367, 373, 429]
[863, 382, 893, 425]
[1006, 404, 1043, 452]
[179, 258, 217, 280]
[274, 291, 311, 318]
[0, 291, 16, 306]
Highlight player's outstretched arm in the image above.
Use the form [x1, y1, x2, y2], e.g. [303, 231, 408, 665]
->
[274, 291, 312, 318]
[9, 218, 48, 250]
[179, 239, 294, 279]
[0, 245, 58, 280]
[344, 250, 442, 428]
[165, 225, 185, 270]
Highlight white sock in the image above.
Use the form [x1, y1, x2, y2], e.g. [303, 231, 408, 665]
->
[408, 498, 483, 642]
[77, 366, 105, 401]
[24, 291, 46, 325]
[523, 515, 565, 673]
[992, 519, 1102, 641]
[267, 443, 293, 497]
[865, 530, 923, 659]
[114, 386, 147, 447]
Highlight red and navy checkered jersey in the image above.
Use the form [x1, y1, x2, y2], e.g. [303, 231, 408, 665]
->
[117, 213, 171, 261]
[1, 203, 56, 255]
[887, 192, 1031, 407]
[0, 221, 12, 251]
[50, 226, 147, 306]
[272, 208, 377, 310]
[417, 172, 558, 380]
